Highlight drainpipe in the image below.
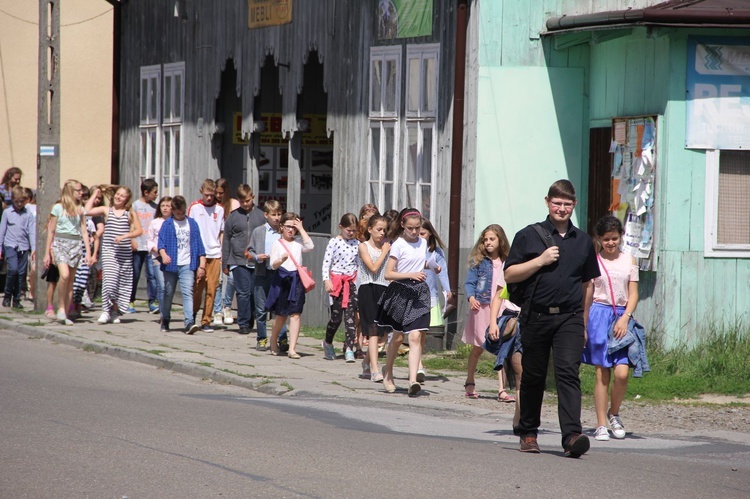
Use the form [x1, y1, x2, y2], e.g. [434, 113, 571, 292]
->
[109, 0, 121, 184]
[447, 0, 468, 314]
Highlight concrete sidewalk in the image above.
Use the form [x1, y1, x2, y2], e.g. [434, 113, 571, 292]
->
[0, 302, 522, 422]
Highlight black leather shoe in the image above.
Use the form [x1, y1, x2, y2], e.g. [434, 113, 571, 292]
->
[564, 433, 590, 458]
[519, 435, 540, 453]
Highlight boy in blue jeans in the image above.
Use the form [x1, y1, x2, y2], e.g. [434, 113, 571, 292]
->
[247, 200, 288, 351]
[158, 196, 206, 334]
[0, 186, 35, 309]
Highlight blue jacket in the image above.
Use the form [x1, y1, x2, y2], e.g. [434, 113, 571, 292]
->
[158, 217, 206, 272]
[465, 257, 494, 304]
[483, 314, 523, 371]
[608, 318, 651, 378]
[425, 248, 450, 301]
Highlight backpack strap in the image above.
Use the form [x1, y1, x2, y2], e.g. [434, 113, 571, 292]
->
[520, 223, 554, 320]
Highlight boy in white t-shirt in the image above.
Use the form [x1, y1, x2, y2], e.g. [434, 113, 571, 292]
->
[130, 178, 159, 313]
[188, 179, 224, 333]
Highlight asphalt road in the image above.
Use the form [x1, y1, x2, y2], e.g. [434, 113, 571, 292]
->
[2, 330, 749, 498]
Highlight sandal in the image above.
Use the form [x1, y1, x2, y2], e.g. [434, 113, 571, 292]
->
[498, 389, 516, 403]
[464, 382, 479, 399]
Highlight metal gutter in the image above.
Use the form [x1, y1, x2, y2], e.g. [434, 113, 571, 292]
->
[547, 1, 750, 32]
[447, 0, 468, 318]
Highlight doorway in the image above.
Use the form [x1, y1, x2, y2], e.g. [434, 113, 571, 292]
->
[214, 60, 245, 190]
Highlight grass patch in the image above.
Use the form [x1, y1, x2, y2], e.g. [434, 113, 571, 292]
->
[146, 350, 166, 356]
[0, 315, 12, 321]
[392, 323, 750, 402]
[22, 321, 46, 327]
[82, 345, 97, 352]
[219, 368, 264, 379]
[196, 361, 214, 368]
[301, 326, 327, 341]
[421, 343, 497, 377]
[580, 324, 750, 401]
[281, 381, 294, 391]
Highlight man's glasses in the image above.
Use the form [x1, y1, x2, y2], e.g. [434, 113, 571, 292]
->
[549, 201, 574, 209]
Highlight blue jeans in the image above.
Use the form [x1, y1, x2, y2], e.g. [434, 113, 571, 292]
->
[132, 250, 157, 304]
[152, 259, 164, 309]
[3, 246, 29, 302]
[254, 272, 287, 341]
[232, 266, 255, 328]
[161, 265, 195, 327]
[213, 270, 237, 314]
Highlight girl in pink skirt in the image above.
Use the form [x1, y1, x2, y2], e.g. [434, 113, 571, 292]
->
[462, 224, 519, 401]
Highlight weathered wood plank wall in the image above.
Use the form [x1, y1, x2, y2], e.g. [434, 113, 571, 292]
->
[119, 0, 459, 327]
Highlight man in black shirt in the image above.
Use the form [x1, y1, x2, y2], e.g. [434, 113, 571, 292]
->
[504, 179, 600, 458]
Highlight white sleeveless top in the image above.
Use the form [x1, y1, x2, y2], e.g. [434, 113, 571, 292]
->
[358, 241, 388, 287]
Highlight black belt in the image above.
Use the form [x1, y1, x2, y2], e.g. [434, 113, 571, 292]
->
[530, 305, 579, 315]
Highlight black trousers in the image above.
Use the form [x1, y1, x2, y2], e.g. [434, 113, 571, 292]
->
[518, 310, 585, 448]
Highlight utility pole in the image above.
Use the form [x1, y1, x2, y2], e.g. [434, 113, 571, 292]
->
[36, 0, 61, 312]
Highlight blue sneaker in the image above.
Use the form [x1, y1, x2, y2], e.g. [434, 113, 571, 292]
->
[322, 341, 335, 360]
[126, 302, 137, 314]
[149, 302, 160, 314]
[344, 349, 355, 363]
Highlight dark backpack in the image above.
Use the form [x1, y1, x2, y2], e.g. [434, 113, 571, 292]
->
[506, 224, 554, 308]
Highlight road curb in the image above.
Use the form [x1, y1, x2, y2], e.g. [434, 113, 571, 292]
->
[1, 318, 293, 397]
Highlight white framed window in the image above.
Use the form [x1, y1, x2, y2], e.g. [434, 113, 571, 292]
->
[403, 44, 438, 217]
[139, 62, 184, 196]
[704, 149, 750, 257]
[405, 44, 439, 119]
[368, 47, 401, 210]
[368, 121, 399, 211]
[367, 44, 439, 215]
[403, 121, 435, 219]
[369, 46, 401, 119]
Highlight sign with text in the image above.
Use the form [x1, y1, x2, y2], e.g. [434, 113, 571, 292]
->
[232, 112, 249, 145]
[686, 36, 750, 149]
[378, 0, 433, 39]
[248, 0, 292, 29]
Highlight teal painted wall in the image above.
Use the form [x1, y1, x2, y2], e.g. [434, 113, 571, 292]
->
[474, 0, 750, 347]
[476, 0, 591, 238]
[587, 28, 750, 346]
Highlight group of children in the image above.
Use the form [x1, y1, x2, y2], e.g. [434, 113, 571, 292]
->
[0, 167, 643, 439]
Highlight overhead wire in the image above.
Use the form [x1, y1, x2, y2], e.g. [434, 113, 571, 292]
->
[0, 6, 112, 27]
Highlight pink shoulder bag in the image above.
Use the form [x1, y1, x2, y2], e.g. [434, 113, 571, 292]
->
[279, 239, 316, 293]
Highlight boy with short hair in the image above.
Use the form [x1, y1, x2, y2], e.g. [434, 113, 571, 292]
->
[0, 186, 35, 308]
[247, 200, 288, 350]
[131, 178, 159, 313]
[221, 184, 266, 335]
[158, 196, 206, 334]
[188, 179, 224, 332]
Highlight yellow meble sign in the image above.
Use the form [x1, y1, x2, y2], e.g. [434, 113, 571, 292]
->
[248, 0, 292, 29]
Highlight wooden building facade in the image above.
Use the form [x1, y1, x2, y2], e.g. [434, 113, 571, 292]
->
[117, 0, 462, 326]
[118, 0, 459, 233]
[471, 0, 750, 347]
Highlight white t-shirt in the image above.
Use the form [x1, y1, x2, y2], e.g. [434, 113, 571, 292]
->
[270, 237, 315, 272]
[174, 218, 191, 266]
[389, 236, 427, 274]
[133, 199, 157, 251]
[188, 201, 224, 259]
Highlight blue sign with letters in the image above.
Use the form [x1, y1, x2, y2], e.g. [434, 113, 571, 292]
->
[686, 36, 750, 150]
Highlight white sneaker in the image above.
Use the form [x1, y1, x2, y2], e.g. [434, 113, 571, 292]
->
[56, 309, 67, 324]
[212, 313, 224, 326]
[82, 292, 94, 309]
[97, 312, 110, 324]
[594, 425, 610, 441]
[223, 307, 234, 325]
[112, 314, 121, 324]
[608, 411, 626, 439]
